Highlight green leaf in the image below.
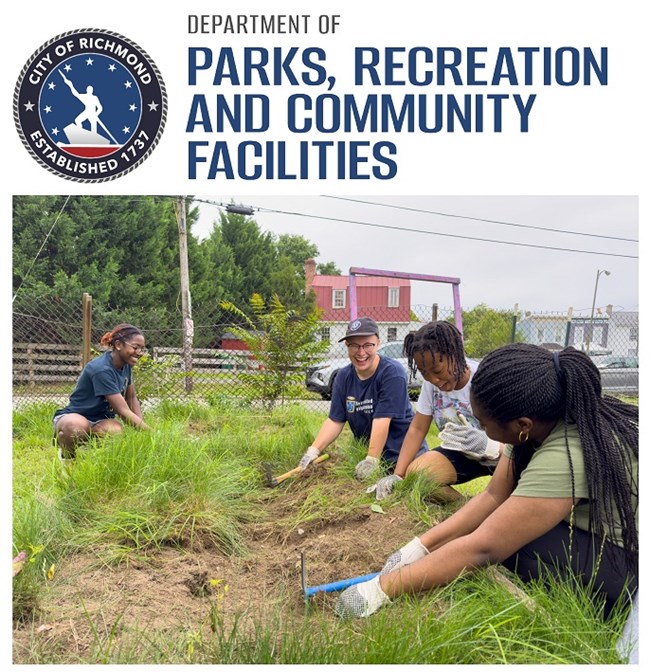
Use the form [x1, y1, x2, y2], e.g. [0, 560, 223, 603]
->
[370, 503, 386, 514]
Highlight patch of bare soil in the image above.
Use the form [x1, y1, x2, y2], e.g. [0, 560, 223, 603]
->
[12, 463, 435, 663]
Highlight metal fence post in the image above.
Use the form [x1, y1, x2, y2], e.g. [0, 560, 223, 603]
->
[564, 319, 572, 347]
[82, 292, 92, 366]
[510, 313, 518, 343]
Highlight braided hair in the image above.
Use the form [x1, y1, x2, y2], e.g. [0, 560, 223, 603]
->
[100, 323, 143, 348]
[471, 343, 638, 573]
[404, 321, 468, 383]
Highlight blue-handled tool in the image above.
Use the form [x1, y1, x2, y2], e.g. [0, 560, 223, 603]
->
[301, 551, 379, 600]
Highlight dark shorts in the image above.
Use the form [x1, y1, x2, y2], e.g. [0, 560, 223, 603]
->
[432, 446, 496, 484]
[385, 443, 429, 471]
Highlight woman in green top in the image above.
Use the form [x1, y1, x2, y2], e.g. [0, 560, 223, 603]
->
[335, 344, 638, 621]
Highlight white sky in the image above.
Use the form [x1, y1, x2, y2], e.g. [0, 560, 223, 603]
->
[193, 194, 638, 315]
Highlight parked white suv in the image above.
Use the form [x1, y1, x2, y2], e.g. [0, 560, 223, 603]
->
[305, 340, 423, 400]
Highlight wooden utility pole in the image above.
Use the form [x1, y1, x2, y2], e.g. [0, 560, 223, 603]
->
[176, 196, 193, 392]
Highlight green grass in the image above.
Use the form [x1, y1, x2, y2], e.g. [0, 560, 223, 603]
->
[12, 401, 632, 664]
[14, 576, 629, 665]
[52, 423, 259, 560]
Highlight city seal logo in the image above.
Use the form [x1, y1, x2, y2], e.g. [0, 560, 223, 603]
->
[14, 28, 167, 182]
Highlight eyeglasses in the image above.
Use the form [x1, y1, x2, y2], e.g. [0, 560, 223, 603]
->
[124, 341, 146, 354]
[346, 342, 378, 353]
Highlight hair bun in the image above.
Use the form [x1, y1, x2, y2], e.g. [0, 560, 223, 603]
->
[99, 331, 114, 346]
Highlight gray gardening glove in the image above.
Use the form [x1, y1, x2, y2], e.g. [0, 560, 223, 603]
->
[380, 536, 429, 575]
[366, 474, 403, 500]
[334, 575, 391, 619]
[298, 446, 320, 471]
[439, 423, 501, 463]
[354, 455, 380, 480]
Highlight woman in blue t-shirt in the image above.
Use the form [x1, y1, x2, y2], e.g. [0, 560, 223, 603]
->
[296, 317, 428, 480]
[53, 323, 149, 461]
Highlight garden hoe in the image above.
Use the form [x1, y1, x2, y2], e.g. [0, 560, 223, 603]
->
[299, 555, 534, 611]
[262, 453, 330, 488]
[300, 551, 379, 601]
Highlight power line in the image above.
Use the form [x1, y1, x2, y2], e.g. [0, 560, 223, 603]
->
[321, 195, 638, 243]
[195, 198, 637, 259]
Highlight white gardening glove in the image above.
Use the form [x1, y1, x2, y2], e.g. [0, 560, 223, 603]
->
[298, 446, 320, 471]
[380, 536, 429, 575]
[366, 474, 403, 500]
[439, 423, 500, 463]
[355, 455, 380, 480]
[334, 575, 391, 619]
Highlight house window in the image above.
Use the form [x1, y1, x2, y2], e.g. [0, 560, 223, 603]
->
[388, 286, 400, 308]
[630, 325, 638, 341]
[387, 327, 398, 342]
[332, 289, 346, 309]
[320, 327, 331, 343]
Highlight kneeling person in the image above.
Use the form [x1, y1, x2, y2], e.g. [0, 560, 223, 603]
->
[298, 317, 427, 480]
[53, 323, 150, 462]
[368, 321, 502, 502]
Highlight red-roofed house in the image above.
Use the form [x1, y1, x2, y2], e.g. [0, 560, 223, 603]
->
[305, 259, 414, 345]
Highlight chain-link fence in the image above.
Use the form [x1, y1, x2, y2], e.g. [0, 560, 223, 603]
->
[13, 294, 639, 411]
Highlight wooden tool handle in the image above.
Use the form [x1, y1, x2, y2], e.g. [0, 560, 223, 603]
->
[276, 453, 330, 483]
[275, 465, 303, 483]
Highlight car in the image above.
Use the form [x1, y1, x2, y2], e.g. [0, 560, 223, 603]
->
[596, 355, 639, 394]
[305, 340, 423, 400]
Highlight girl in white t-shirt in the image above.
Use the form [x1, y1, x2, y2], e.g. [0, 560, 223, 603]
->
[367, 321, 502, 502]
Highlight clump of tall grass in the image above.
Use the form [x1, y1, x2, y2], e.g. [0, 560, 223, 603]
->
[13, 404, 74, 621]
[228, 402, 326, 471]
[52, 425, 256, 560]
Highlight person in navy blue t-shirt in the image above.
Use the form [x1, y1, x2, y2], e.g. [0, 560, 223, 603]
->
[297, 317, 427, 481]
[53, 323, 149, 461]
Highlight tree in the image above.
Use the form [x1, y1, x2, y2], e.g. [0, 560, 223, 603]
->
[275, 234, 318, 270]
[12, 195, 191, 312]
[317, 261, 342, 275]
[12, 195, 214, 346]
[455, 304, 517, 358]
[12, 195, 329, 348]
[269, 255, 317, 313]
[272, 233, 320, 310]
[218, 210, 277, 306]
[189, 220, 238, 312]
[199, 216, 320, 314]
[219, 294, 329, 409]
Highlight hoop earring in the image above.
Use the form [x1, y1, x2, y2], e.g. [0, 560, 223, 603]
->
[518, 430, 529, 444]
